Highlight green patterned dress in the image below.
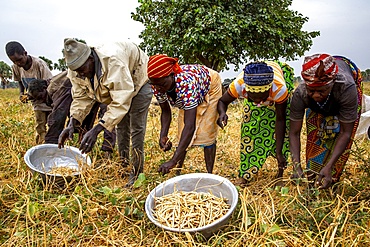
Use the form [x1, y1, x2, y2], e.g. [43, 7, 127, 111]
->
[240, 61, 294, 181]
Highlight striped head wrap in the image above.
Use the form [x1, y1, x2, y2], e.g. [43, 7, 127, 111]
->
[301, 54, 338, 87]
[147, 54, 183, 78]
[243, 62, 274, 92]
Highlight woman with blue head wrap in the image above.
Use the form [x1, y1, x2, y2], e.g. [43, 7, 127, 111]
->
[217, 61, 294, 186]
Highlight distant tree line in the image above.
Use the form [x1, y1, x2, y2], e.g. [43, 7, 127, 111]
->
[361, 69, 370, 82]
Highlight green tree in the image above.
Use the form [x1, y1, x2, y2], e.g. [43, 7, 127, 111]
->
[361, 70, 367, 81]
[131, 0, 320, 72]
[54, 58, 67, 71]
[0, 61, 12, 87]
[222, 78, 233, 88]
[39, 56, 54, 71]
[364, 69, 370, 82]
[294, 76, 302, 84]
[0, 61, 12, 79]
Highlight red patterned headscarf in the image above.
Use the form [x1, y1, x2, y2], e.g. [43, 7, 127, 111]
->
[301, 54, 338, 87]
[147, 54, 183, 78]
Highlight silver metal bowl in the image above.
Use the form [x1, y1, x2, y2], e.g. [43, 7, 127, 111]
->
[145, 173, 239, 238]
[24, 144, 91, 187]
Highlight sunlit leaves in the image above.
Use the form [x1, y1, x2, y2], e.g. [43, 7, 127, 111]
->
[132, 0, 319, 72]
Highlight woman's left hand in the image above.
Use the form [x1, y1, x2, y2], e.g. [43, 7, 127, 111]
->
[159, 136, 172, 151]
[158, 160, 177, 174]
[216, 113, 228, 129]
[316, 165, 333, 189]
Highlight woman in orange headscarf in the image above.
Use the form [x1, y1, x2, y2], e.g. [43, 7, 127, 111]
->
[147, 54, 222, 174]
[290, 54, 363, 189]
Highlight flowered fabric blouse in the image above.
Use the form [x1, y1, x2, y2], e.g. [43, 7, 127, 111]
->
[153, 64, 211, 110]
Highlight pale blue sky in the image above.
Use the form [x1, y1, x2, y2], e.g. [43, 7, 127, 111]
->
[1, 0, 369, 79]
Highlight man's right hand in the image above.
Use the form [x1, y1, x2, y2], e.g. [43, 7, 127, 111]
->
[58, 118, 79, 148]
[159, 136, 172, 151]
[19, 93, 28, 103]
[58, 126, 75, 148]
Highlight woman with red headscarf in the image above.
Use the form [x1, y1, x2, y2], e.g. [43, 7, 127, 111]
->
[147, 54, 222, 174]
[289, 54, 363, 189]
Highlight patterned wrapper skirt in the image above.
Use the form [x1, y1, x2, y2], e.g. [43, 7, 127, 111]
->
[240, 99, 291, 180]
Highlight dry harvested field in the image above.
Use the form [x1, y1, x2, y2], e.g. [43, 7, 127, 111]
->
[0, 84, 370, 246]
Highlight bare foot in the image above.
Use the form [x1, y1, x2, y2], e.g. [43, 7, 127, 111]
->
[290, 166, 304, 184]
[274, 176, 286, 187]
[291, 166, 304, 179]
[275, 167, 285, 179]
[234, 177, 248, 187]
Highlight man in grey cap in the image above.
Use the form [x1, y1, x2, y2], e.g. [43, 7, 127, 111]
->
[58, 38, 152, 186]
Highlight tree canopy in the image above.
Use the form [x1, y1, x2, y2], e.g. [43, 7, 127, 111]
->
[132, 0, 320, 72]
[54, 58, 67, 71]
[39, 56, 54, 71]
[0, 61, 12, 81]
[362, 69, 370, 82]
[39, 38, 86, 72]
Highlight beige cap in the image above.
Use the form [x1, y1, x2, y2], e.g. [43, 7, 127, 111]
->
[63, 38, 91, 70]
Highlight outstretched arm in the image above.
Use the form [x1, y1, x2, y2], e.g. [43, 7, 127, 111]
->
[274, 100, 288, 171]
[158, 107, 197, 174]
[158, 101, 172, 151]
[172, 108, 197, 162]
[289, 119, 304, 179]
[217, 91, 236, 128]
[317, 121, 355, 189]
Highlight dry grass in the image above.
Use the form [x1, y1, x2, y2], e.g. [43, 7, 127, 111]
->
[0, 84, 370, 246]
